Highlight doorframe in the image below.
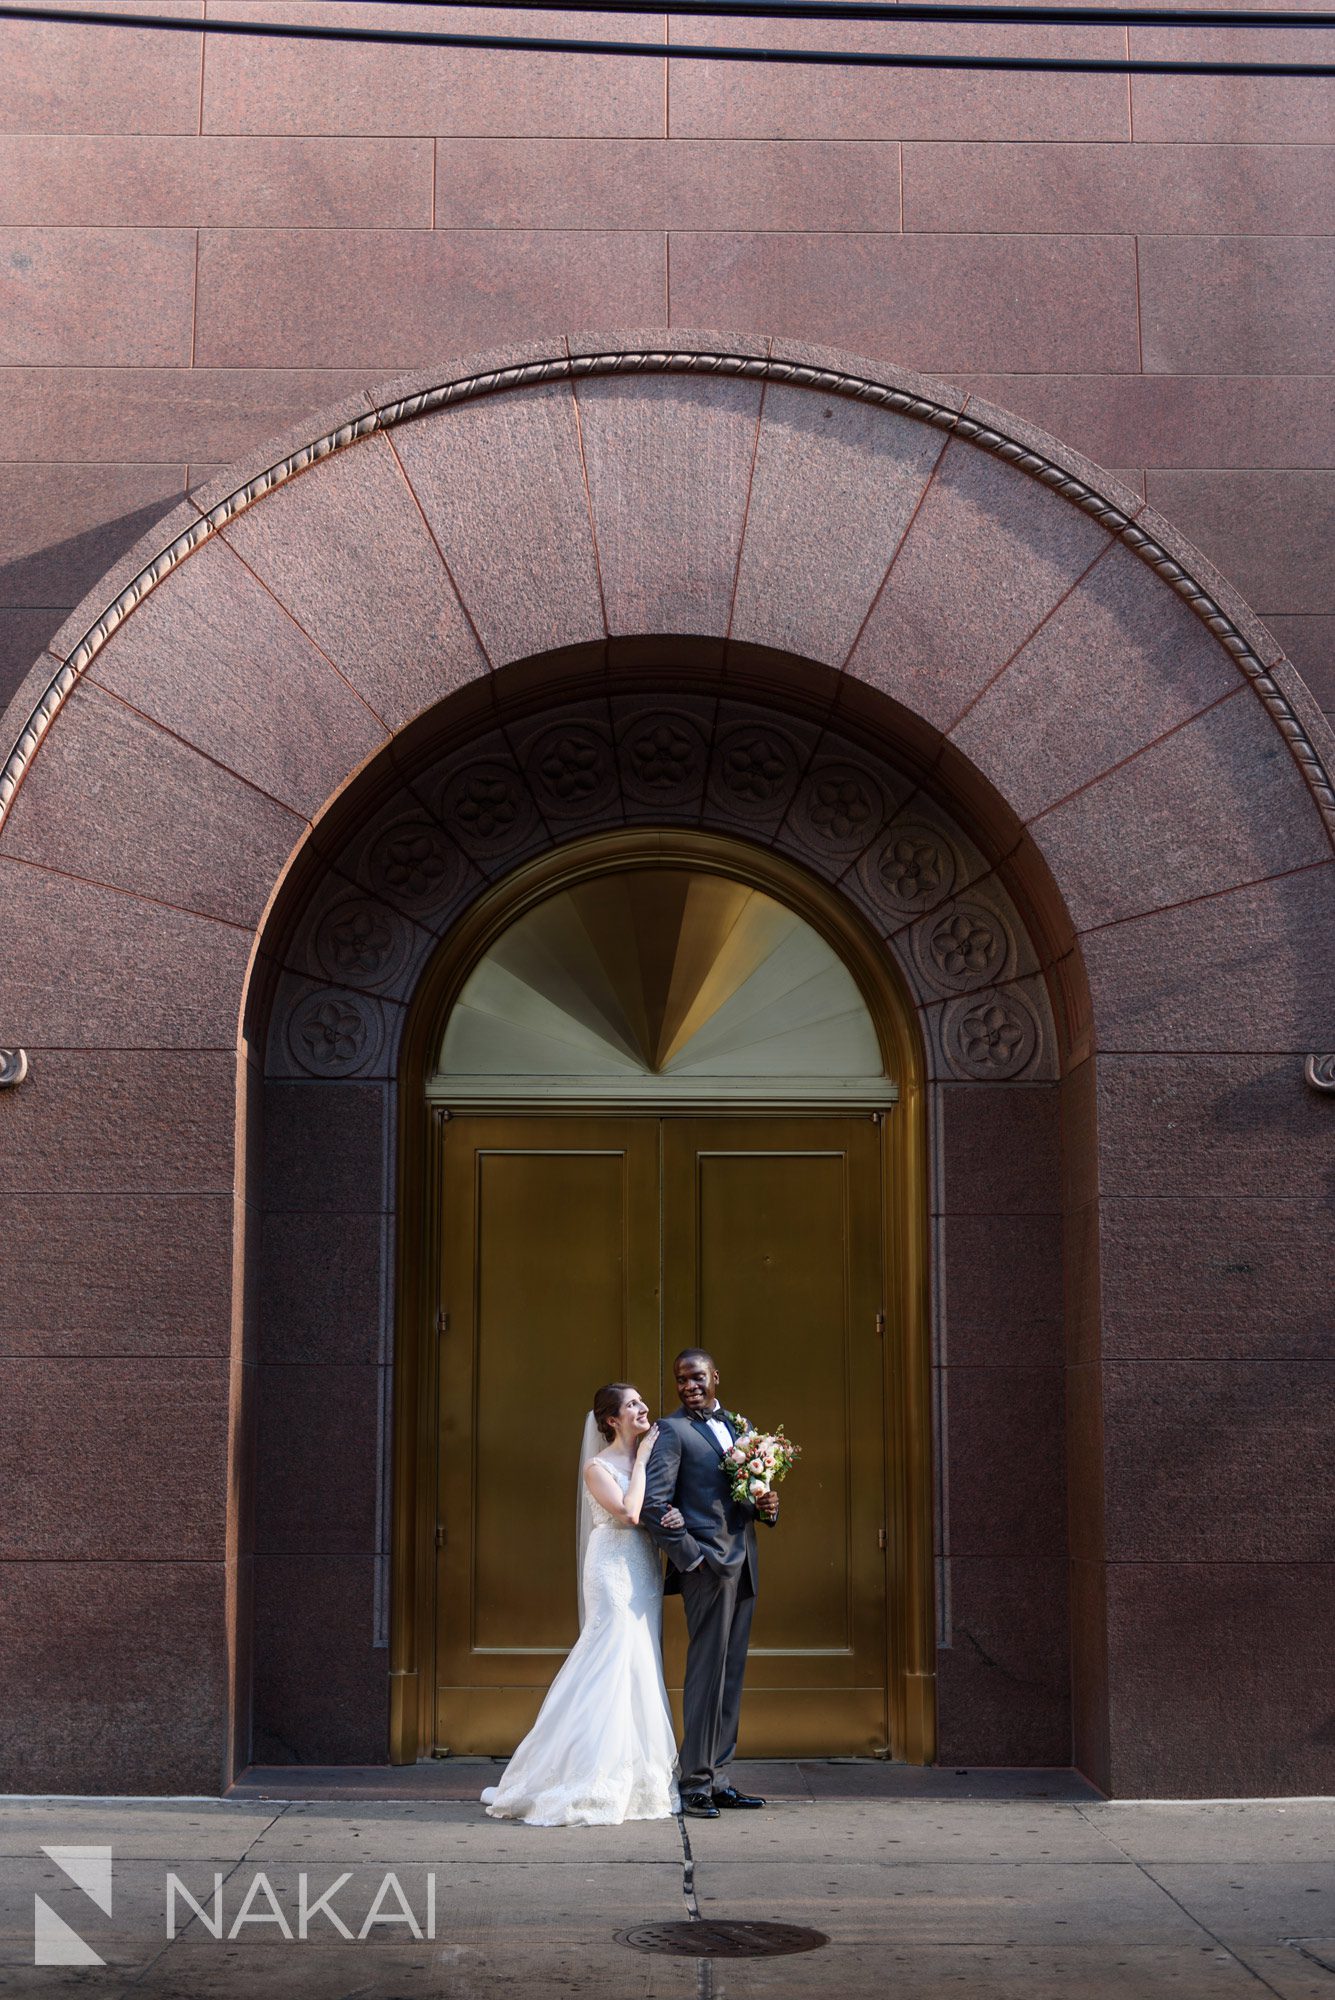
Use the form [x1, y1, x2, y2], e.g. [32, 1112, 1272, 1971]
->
[389, 829, 934, 1766]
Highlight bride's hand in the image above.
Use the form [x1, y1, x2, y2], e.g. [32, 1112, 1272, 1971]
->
[660, 1504, 684, 1531]
[635, 1422, 660, 1460]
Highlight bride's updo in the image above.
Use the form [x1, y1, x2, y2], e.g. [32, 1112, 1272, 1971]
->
[593, 1383, 637, 1443]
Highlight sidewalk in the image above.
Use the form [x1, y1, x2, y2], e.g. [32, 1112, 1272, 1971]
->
[3, 1764, 1332, 1999]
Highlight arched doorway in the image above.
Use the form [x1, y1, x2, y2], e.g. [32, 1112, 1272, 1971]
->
[394, 831, 925, 1761]
[249, 653, 1061, 1778]
[5, 335, 1330, 1799]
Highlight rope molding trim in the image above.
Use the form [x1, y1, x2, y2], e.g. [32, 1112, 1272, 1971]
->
[2, 346, 1332, 850]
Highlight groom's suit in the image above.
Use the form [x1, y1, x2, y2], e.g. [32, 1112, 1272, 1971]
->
[643, 1405, 777, 1794]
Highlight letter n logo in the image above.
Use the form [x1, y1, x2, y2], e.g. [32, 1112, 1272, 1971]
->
[34, 1845, 112, 1966]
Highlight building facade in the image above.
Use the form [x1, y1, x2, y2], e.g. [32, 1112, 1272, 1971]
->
[1, 6, 1332, 1800]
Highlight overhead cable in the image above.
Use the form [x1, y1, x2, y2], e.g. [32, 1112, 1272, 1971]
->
[300, 0, 1335, 29]
[2, 4, 1333, 72]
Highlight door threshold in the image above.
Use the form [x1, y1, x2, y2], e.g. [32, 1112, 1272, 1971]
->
[227, 1762, 1103, 1803]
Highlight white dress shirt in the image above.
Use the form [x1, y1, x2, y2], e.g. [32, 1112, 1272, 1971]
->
[702, 1405, 733, 1454]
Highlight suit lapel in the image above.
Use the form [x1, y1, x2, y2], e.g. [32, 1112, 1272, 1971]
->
[692, 1410, 731, 1460]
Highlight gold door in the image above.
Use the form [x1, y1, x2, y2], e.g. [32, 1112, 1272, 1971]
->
[660, 1116, 888, 1756]
[435, 1112, 888, 1756]
[434, 1115, 659, 1750]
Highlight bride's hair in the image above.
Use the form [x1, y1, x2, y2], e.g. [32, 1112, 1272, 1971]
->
[592, 1382, 637, 1443]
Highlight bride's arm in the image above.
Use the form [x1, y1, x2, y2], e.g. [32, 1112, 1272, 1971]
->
[584, 1426, 660, 1525]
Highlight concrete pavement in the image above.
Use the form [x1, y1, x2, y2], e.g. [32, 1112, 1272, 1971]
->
[2, 1765, 1332, 2000]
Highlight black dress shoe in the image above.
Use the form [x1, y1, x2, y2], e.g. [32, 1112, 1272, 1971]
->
[680, 1791, 720, 1819]
[712, 1785, 765, 1809]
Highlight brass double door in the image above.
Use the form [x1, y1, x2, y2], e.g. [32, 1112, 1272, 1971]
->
[434, 1113, 890, 1757]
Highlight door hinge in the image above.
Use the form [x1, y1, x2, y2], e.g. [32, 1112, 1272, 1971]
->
[875, 1310, 886, 1337]
[435, 1523, 446, 1550]
[436, 1306, 449, 1336]
[878, 1527, 888, 1551]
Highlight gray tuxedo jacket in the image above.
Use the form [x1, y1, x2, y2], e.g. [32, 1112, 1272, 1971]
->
[642, 1406, 775, 1597]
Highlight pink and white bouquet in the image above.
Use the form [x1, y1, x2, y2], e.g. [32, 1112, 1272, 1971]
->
[721, 1418, 801, 1504]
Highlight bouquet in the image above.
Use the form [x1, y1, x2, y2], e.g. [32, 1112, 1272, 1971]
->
[720, 1414, 801, 1504]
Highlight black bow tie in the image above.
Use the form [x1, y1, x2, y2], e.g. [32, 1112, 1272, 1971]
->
[694, 1409, 731, 1445]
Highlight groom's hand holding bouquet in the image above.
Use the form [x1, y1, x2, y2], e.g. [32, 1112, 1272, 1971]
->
[722, 1416, 800, 1523]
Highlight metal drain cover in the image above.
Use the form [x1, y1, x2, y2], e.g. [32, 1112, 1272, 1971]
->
[616, 1920, 828, 1958]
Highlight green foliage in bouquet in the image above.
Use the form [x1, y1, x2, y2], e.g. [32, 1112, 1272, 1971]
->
[720, 1421, 801, 1504]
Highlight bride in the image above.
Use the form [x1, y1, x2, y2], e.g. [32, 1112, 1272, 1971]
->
[480, 1383, 683, 1826]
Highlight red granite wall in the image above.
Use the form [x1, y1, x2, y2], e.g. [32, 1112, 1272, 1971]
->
[2, 338, 1330, 1795]
[1, 4, 1331, 728]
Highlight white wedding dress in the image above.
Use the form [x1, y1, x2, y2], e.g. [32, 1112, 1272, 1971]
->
[480, 1461, 680, 1826]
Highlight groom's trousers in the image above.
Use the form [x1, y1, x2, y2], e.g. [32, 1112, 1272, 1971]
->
[677, 1560, 756, 1793]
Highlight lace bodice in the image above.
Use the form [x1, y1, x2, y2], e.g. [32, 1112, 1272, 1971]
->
[585, 1457, 634, 1529]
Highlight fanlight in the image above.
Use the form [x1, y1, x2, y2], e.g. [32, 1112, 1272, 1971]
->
[430, 868, 895, 1108]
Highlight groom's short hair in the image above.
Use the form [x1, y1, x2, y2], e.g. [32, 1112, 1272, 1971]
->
[674, 1347, 717, 1371]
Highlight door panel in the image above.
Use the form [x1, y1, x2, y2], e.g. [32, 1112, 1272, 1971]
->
[435, 1113, 888, 1757]
[435, 1116, 659, 1751]
[661, 1118, 888, 1753]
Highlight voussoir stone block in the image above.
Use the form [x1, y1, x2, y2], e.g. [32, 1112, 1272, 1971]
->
[391, 380, 603, 670]
[87, 534, 388, 817]
[730, 383, 948, 667]
[0, 859, 252, 1050]
[950, 539, 1241, 820]
[845, 433, 1115, 732]
[1031, 691, 1332, 932]
[0, 677, 305, 927]
[574, 370, 764, 639]
[218, 431, 489, 731]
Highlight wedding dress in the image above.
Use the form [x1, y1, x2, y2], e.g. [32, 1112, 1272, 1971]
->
[480, 1460, 680, 1826]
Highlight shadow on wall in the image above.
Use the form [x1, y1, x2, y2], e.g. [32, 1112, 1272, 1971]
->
[0, 493, 189, 715]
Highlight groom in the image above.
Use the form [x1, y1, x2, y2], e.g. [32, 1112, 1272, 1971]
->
[643, 1348, 779, 1819]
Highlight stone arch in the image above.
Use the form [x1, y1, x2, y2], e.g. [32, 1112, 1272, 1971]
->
[2, 334, 1331, 1799]
[249, 662, 1061, 1774]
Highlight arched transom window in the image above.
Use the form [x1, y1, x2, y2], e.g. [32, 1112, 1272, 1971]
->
[430, 867, 895, 1109]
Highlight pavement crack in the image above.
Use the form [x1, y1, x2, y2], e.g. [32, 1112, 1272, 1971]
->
[674, 1808, 701, 1919]
[672, 1812, 725, 1998]
[1072, 1807, 1291, 1999]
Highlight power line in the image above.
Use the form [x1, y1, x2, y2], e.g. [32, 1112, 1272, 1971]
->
[291, 0, 1335, 26]
[2, 4, 1333, 72]
[291, 0, 1335, 28]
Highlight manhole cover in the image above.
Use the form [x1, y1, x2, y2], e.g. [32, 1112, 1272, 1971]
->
[616, 1920, 828, 1958]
